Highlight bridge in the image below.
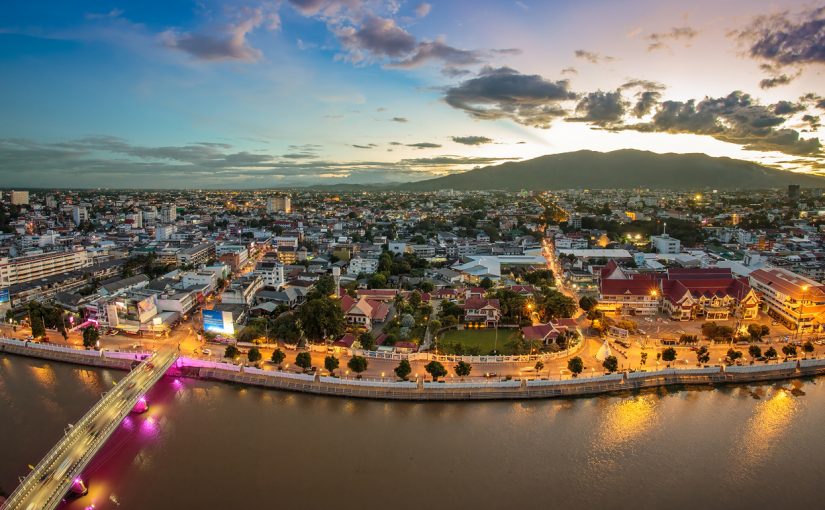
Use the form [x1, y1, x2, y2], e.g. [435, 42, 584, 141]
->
[1, 349, 178, 510]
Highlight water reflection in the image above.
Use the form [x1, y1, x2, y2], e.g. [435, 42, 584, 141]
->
[731, 386, 801, 479]
[597, 395, 659, 448]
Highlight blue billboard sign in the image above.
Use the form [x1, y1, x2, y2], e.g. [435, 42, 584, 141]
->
[203, 308, 234, 335]
[0, 288, 9, 304]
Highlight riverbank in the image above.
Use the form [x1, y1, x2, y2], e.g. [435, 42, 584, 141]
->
[5, 337, 825, 401]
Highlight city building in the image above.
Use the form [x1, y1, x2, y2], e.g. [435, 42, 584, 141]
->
[650, 233, 681, 254]
[254, 259, 286, 289]
[72, 206, 88, 226]
[750, 267, 825, 333]
[266, 195, 292, 214]
[9, 190, 29, 205]
[348, 257, 379, 275]
[0, 250, 91, 287]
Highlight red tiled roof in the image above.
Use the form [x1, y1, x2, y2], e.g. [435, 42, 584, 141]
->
[463, 297, 500, 310]
[600, 279, 659, 297]
[333, 333, 356, 347]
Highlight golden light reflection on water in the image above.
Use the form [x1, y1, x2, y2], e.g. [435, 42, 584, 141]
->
[28, 363, 56, 390]
[597, 395, 659, 449]
[732, 387, 800, 477]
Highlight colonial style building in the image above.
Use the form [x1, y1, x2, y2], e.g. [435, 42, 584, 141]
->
[462, 297, 501, 326]
[659, 268, 758, 321]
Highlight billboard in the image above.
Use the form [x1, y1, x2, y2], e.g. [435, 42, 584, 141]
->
[0, 288, 9, 304]
[203, 309, 235, 336]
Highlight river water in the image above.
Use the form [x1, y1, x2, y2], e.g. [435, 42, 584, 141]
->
[1, 353, 824, 510]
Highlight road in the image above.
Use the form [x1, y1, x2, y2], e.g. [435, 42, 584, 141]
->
[2, 349, 178, 510]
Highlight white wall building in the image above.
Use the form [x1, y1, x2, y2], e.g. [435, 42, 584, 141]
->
[348, 257, 379, 275]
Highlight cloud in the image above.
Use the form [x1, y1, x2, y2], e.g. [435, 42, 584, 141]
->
[491, 48, 522, 56]
[619, 80, 665, 117]
[352, 143, 377, 149]
[759, 73, 796, 89]
[444, 66, 577, 128]
[773, 100, 806, 115]
[0, 136, 509, 187]
[336, 14, 417, 62]
[400, 155, 519, 166]
[451, 136, 494, 145]
[561, 67, 578, 75]
[733, 6, 825, 67]
[407, 142, 442, 149]
[391, 117, 408, 123]
[414, 3, 431, 18]
[646, 26, 698, 51]
[161, 9, 265, 62]
[620, 91, 822, 157]
[570, 90, 628, 125]
[389, 39, 483, 68]
[574, 50, 614, 63]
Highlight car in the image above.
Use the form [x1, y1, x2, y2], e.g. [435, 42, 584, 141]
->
[201, 348, 212, 356]
[771, 320, 779, 326]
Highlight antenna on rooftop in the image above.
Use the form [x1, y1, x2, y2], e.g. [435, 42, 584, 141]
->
[663, 222, 667, 235]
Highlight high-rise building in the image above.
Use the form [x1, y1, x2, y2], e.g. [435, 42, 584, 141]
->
[788, 184, 800, 200]
[160, 204, 177, 223]
[9, 190, 29, 205]
[45, 195, 57, 209]
[266, 195, 292, 214]
[72, 205, 88, 226]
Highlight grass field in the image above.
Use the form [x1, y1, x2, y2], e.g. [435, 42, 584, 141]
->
[437, 328, 522, 355]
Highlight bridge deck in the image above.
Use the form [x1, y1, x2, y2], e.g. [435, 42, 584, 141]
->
[1, 350, 178, 510]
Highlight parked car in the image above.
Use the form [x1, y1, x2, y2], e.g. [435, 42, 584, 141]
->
[201, 348, 212, 356]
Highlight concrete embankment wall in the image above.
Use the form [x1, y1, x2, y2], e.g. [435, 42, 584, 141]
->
[0, 338, 139, 370]
[5, 338, 825, 401]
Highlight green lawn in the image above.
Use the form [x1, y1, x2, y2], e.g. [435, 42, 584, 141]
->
[437, 328, 522, 355]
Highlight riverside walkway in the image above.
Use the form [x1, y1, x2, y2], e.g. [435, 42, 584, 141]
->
[1, 349, 178, 510]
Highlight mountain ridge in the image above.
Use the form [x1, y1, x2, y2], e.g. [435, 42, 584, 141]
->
[388, 149, 825, 191]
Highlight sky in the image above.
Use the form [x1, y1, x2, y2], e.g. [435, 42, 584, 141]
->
[0, 0, 823, 188]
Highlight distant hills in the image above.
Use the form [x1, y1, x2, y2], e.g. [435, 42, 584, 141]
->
[395, 149, 825, 191]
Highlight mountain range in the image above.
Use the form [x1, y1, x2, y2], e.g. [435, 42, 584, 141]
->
[390, 149, 824, 191]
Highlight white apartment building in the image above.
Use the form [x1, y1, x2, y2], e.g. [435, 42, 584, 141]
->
[160, 204, 177, 223]
[155, 224, 176, 241]
[221, 275, 263, 306]
[266, 195, 292, 214]
[650, 233, 681, 254]
[0, 250, 91, 287]
[348, 257, 379, 275]
[181, 271, 218, 293]
[253, 260, 285, 289]
[72, 206, 88, 226]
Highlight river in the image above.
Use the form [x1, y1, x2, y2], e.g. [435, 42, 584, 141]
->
[1, 353, 823, 510]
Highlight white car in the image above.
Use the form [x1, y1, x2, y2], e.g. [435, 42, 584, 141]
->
[201, 348, 212, 356]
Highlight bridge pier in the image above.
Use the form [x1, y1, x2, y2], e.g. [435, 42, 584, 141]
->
[70, 477, 88, 496]
[132, 396, 149, 413]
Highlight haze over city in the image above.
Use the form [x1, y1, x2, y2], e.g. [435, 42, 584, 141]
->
[1, 0, 823, 187]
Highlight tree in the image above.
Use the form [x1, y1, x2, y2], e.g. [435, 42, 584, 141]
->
[394, 359, 412, 381]
[324, 355, 339, 375]
[248, 347, 262, 363]
[425, 360, 448, 381]
[82, 325, 100, 349]
[295, 351, 313, 371]
[802, 341, 815, 358]
[748, 345, 762, 360]
[578, 295, 597, 312]
[534, 360, 545, 373]
[359, 331, 375, 351]
[368, 273, 388, 289]
[479, 277, 493, 290]
[661, 347, 677, 364]
[270, 314, 301, 344]
[567, 356, 584, 377]
[602, 355, 619, 373]
[536, 289, 576, 321]
[696, 346, 710, 364]
[640, 352, 648, 366]
[726, 348, 743, 362]
[409, 291, 422, 309]
[298, 297, 345, 342]
[224, 345, 240, 359]
[314, 275, 336, 297]
[347, 355, 368, 378]
[782, 344, 798, 358]
[271, 348, 286, 367]
[28, 303, 46, 338]
[765, 346, 778, 359]
[747, 324, 770, 341]
[454, 361, 472, 378]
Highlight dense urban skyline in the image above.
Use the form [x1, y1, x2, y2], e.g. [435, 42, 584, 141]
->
[1, 0, 823, 188]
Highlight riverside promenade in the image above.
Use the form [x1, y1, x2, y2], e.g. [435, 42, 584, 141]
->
[4, 337, 825, 401]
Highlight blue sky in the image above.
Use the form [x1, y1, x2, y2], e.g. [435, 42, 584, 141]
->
[0, 0, 823, 187]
